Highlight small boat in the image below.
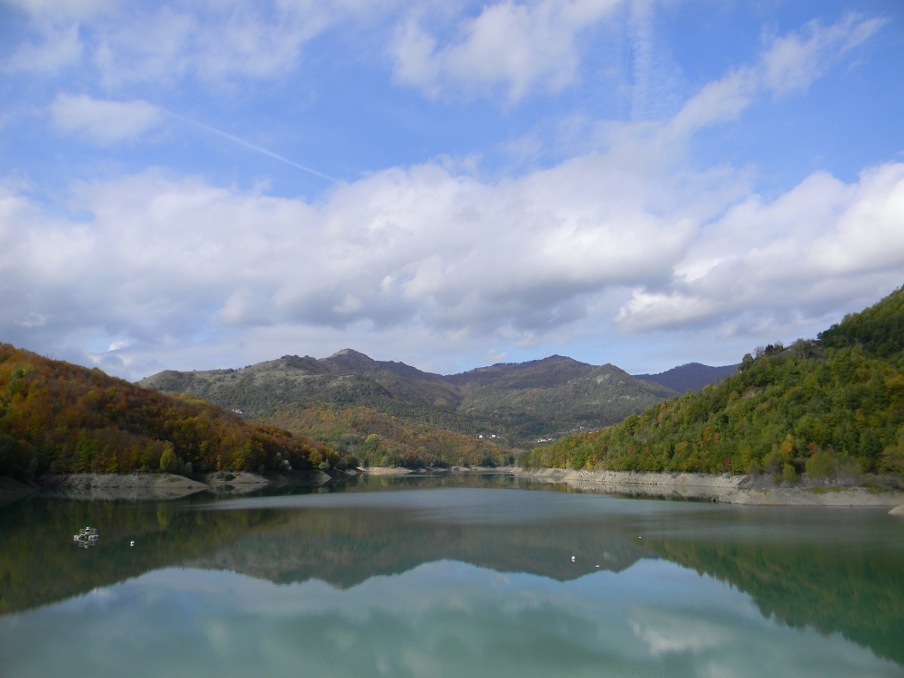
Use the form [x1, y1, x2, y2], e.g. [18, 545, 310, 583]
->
[73, 526, 99, 548]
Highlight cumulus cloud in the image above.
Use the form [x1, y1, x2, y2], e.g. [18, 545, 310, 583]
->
[615, 164, 904, 333]
[0, 153, 700, 363]
[391, 0, 623, 103]
[48, 93, 163, 144]
[3, 150, 902, 377]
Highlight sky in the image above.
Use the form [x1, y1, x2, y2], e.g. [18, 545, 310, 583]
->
[1, 0, 903, 380]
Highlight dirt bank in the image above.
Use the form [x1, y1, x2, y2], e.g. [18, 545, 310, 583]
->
[511, 468, 904, 506]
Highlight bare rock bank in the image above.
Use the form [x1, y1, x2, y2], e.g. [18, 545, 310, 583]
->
[361, 465, 515, 476]
[0, 468, 357, 502]
[511, 468, 904, 506]
[38, 473, 211, 501]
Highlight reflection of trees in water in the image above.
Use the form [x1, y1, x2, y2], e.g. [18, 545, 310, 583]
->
[646, 538, 904, 666]
[0, 497, 291, 614]
[3, 490, 902, 670]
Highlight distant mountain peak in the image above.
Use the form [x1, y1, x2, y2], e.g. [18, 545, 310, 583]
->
[330, 348, 371, 359]
[634, 363, 738, 393]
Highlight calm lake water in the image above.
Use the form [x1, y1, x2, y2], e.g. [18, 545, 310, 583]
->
[1, 474, 903, 677]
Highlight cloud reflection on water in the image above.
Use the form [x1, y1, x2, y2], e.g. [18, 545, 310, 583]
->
[2, 557, 900, 678]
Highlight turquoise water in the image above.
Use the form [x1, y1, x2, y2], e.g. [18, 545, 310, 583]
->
[1, 476, 903, 677]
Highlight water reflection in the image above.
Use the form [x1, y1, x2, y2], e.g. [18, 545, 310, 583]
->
[1, 478, 903, 676]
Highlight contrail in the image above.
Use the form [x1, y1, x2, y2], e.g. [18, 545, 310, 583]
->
[172, 114, 338, 183]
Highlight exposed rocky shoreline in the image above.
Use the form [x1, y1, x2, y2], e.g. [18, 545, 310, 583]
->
[0, 468, 354, 502]
[363, 465, 904, 512]
[509, 467, 904, 509]
[3, 467, 903, 513]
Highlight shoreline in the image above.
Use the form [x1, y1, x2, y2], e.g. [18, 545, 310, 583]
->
[3, 467, 903, 512]
[0, 468, 356, 502]
[362, 465, 904, 510]
[509, 467, 904, 508]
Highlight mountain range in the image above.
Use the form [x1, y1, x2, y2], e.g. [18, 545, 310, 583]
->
[139, 351, 735, 465]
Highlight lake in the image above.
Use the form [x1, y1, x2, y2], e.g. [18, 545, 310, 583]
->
[1, 474, 903, 677]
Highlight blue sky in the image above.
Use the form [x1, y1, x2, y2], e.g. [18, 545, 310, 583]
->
[1, 0, 903, 379]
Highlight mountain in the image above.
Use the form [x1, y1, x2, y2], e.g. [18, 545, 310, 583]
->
[633, 362, 738, 393]
[0, 344, 334, 479]
[139, 351, 677, 461]
[447, 356, 677, 442]
[521, 285, 904, 479]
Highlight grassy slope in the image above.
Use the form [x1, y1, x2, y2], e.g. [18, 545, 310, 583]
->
[521, 286, 904, 477]
[0, 344, 334, 477]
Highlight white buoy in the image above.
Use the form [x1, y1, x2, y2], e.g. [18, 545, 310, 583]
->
[571, 556, 576, 562]
[130, 541, 135, 547]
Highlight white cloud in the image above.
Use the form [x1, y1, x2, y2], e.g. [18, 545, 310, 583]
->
[0, 147, 705, 376]
[88, 0, 405, 87]
[669, 13, 882, 137]
[48, 93, 163, 144]
[4, 22, 83, 73]
[615, 164, 904, 333]
[760, 13, 885, 96]
[0, 10, 897, 377]
[5, 151, 902, 377]
[391, 0, 623, 103]
[3, 0, 386, 86]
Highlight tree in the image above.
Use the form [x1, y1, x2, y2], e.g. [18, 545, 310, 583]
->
[159, 443, 179, 473]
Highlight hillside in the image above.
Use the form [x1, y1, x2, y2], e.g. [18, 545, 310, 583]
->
[260, 406, 514, 468]
[0, 344, 337, 479]
[449, 356, 676, 441]
[633, 362, 738, 393]
[521, 285, 904, 480]
[140, 352, 677, 457]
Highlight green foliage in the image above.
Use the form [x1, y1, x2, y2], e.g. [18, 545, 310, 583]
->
[0, 344, 327, 476]
[783, 463, 798, 484]
[805, 449, 836, 480]
[520, 286, 904, 476]
[880, 444, 904, 474]
[819, 284, 904, 360]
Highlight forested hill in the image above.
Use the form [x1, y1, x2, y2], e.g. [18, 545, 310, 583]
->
[0, 344, 337, 479]
[140, 351, 678, 458]
[521, 285, 904, 479]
